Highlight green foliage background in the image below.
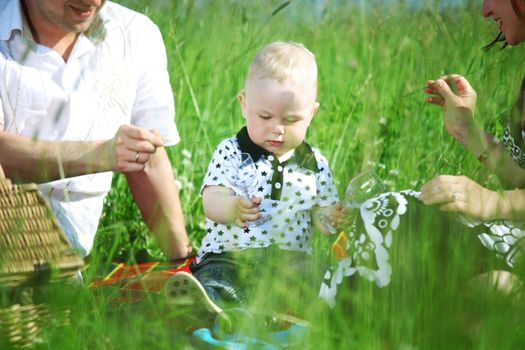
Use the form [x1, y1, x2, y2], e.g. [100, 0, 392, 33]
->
[96, 0, 524, 260]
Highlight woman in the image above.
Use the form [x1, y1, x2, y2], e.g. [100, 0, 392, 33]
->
[320, 0, 525, 307]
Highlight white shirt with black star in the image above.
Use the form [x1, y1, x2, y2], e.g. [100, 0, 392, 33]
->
[197, 132, 339, 263]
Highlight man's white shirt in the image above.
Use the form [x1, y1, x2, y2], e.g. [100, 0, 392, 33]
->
[0, 0, 180, 255]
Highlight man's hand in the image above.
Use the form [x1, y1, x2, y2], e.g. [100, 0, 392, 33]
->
[106, 124, 165, 173]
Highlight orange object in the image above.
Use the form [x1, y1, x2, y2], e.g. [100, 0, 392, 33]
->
[88, 257, 195, 289]
[332, 231, 349, 260]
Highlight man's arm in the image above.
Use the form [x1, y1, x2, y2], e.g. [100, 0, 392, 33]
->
[125, 147, 192, 259]
[0, 125, 163, 183]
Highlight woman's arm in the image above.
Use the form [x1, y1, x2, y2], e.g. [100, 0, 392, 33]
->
[476, 139, 525, 188]
[420, 175, 525, 221]
[425, 75, 525, 188]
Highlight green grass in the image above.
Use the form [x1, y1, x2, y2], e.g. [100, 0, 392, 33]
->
[10, 0, 525, 349]
[98, 0, 525, 256]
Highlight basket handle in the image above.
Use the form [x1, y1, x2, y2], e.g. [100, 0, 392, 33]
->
[0, 162, 5, 180]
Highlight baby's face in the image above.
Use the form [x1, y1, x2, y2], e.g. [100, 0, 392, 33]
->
[239, 77, 319, 158]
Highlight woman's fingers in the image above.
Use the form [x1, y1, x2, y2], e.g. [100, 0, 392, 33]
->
[431, 78, 457, 101]
[425, 96, 445, 106]
[420, 191, 457, 205]
[439, 198, 467, 214]
[419, 175, 490, 220]
[421, 174, 461, 189]
[438, 74, 473, 91]
[419, 175, 464, 204]
[425, 78, 456, 106]
[427, 75, 476, 104]
[450, 75, 473, 93]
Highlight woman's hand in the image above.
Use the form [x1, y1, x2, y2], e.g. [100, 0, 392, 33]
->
[419, 175, 501, 221]
[425, 75, 481, 149]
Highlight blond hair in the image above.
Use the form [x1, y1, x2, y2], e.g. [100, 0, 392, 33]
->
[245, 41, 317, 93]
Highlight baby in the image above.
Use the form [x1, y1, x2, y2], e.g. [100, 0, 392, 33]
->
[190, 41, 347, 311]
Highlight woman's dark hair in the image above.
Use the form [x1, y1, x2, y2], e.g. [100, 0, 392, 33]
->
[483, 31, 507, 51]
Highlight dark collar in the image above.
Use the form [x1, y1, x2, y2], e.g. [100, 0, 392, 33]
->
[235, 127, 319, 172]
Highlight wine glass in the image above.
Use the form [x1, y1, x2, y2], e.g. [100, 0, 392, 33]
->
[318, 170, 386, 234]
[330, 170, 386, 258]
[317, 211, 337, 234]
[224, 152, 258, 197]
[223, 152, 270, 227]
[344, 169, 386, 210]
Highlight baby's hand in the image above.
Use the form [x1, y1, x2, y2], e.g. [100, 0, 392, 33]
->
[328, 202, 358, 229]
[317, 202, 355, 235]
[233, 196, 262, 228]
[329, 202, 352, 229]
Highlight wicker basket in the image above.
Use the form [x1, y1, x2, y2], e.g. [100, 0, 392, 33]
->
[0, 164, 84, 347]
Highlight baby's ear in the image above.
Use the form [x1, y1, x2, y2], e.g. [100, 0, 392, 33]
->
[238, 91, 248, 119]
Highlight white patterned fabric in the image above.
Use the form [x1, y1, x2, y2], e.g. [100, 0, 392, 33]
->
[502, 122, 525, 167]
[319, 190, 525, 307]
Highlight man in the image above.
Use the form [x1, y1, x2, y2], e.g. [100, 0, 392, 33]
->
[0, 0, 192, 259]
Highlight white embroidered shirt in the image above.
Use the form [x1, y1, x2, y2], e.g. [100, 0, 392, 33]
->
[0, 0, 179, 255]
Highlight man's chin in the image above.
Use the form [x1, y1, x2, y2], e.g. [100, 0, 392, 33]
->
[62, 19, 95, 33]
